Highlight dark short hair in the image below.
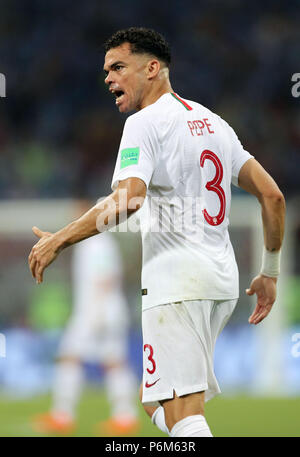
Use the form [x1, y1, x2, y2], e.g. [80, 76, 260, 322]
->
[104, 27, 171, 67]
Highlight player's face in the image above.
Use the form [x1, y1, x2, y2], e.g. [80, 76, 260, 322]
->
[104, 43, 149, 113]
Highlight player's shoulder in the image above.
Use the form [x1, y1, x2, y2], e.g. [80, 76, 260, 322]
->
[125, 94, 168, 126]
[123, 110, 152, 135]
[123, 101, 162, 137]
[163, 93, 226, 129]
[124, 93, 231, 135]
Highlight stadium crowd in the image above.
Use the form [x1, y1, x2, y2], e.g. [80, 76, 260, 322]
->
[0, 0, 299, 200]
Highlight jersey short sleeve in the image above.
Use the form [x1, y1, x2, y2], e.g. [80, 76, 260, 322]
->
[111, 114, 159, 190]
[226, 122, 254, 187]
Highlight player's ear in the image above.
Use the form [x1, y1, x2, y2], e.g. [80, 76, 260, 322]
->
[146, 59, 160, 80]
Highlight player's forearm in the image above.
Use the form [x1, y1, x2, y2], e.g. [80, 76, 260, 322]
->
[53, 206, 101, 251]
[53, 188, 143, 252]
[238, 159, 285, 252]
[260, 192, 285, 252]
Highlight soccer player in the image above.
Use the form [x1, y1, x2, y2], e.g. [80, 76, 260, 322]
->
[33, 200, 138, 436]
[28, 27, 285, 437]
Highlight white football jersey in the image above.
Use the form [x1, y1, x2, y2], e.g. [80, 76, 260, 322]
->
[111, 93, 253, 310]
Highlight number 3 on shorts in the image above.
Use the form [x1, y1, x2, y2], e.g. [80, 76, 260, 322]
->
[143, 344, 156, 374]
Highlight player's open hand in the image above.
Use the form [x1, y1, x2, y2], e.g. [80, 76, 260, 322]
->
[28, 226, 60, 284]
[246, 275, 277, 325]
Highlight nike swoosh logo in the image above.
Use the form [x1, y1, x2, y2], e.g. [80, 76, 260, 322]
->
[145, 378, 160, 388]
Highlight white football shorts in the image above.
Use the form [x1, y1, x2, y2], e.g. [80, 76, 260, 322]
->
[141, 299, 238, 406]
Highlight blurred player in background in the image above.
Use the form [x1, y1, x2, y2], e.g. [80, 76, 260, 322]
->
[33, 200, 139, 436]
[29, 28, 285, 437]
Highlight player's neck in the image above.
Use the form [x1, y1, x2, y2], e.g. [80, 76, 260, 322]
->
[139, 81, 174, 111]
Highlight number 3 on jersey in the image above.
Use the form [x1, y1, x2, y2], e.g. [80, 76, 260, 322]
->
[144, 344, 156, 374]
[200, 149, 226, 226]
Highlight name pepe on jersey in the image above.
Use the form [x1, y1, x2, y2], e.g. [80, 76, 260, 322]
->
[187, 118, 214, 136]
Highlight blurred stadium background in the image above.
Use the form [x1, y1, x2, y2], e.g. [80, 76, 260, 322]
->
[0, 0, 300, 437]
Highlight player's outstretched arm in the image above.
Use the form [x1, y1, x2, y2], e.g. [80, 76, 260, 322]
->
[28, 177, 146, 284]
[238, 158, 285, 325]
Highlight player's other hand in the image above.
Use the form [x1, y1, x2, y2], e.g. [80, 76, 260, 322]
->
[28, 226, 59, 284]
[246, 274, 277, 325]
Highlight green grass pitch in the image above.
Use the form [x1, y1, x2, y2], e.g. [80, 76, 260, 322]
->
[0, 389, 299, 437]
